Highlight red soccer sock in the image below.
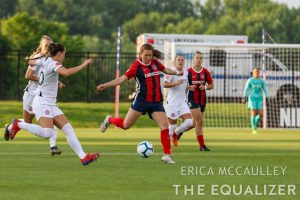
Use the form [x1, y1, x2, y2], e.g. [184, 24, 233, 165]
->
[160, 129, 171, 154]
[197, 135, 205, 147]
[109, 117, 125, 129]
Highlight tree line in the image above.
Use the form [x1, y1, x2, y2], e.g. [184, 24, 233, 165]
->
[0, 0, 299, 52]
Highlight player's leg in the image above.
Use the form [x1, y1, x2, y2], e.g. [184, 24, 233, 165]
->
[168, 118, 178, 146]
[254, 109, 263, 129]
[190, 108, 209, 151]
[54, 113, 99, 165]
[100, 101, 143, 132]
[250, 109, 257, 134]
[151, 111, 175, 164]
[175, 104, 194, 141]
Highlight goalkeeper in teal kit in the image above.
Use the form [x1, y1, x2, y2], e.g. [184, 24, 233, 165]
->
[243, 68, 269, 134]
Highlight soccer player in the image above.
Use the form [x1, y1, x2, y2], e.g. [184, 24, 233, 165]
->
[97, 44, 183, 164]
[8, 43, 100, 165]
[4, 35, 62, 155]
[164, 55, 193, 147]
[243, 68, 269, 134]
[186, 51, 213, 151]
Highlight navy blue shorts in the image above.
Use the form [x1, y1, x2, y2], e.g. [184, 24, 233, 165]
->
[131, 101, 165, 119]
[188, 101, 206, 112]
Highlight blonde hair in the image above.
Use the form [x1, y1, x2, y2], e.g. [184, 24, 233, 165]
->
[29, 35, 53, 58]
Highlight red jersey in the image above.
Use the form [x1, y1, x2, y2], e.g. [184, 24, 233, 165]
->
[125, 59, 165, 103]
[187, 67, 213, 105]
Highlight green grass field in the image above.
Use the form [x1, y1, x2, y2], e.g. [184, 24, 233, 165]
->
[0, 128, 299, 200]
[0, 101, 250, 128]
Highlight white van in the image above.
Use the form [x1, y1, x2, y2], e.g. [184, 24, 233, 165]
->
[164, 42, 300, 105]
[136, 33, 248, 52]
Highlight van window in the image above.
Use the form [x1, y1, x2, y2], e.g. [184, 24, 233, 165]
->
[210, 49, 226, 67]
[265, 57, 281, 71]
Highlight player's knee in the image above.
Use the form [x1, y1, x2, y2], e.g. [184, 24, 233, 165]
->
[43, 128, 55, 138]
[185, 119, 194, 128]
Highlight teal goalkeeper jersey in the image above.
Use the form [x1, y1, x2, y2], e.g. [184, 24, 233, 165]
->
[243, 77, 269, 101]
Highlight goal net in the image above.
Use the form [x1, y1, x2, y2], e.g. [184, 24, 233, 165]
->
[163, 42, 300, 128]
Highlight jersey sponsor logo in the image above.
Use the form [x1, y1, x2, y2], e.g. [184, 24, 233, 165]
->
[144, 71, 159, 78]
[192, 80, 204, 85]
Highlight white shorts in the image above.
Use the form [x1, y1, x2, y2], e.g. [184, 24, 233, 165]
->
[165, 102, 191, 120]
[32, 96, 64, 121]
[23, 91, 35, 114]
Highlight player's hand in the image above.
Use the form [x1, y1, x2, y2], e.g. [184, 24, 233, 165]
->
[176, 70, 183, 76]
[96, 84, 107, 91]
[243, 97, 248, 103]
[58, 81, 65, 89]
[199, 85, 205, 91]
[188, 85, 196, 91]
[83, 59, 93, 66]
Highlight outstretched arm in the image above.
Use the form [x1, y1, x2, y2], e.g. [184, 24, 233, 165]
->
[162, 67, 183, 76]
[97, 75, 128, 91]
[56, 59, 93, 77]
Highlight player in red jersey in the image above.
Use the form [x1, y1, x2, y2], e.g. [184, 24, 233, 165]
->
[186, 51, 213, 151]
[97, 44, 183, 164]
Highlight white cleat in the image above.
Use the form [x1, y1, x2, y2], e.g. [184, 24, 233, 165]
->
[161, 154, 175, 164]
[100, 115, 111, 133]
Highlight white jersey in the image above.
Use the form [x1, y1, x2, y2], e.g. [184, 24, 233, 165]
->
[35, 57, 62, 105]
[165, 67, 188, 106]
[24, 53, 44, 95]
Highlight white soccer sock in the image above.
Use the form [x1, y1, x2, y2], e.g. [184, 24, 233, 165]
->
[18, 122, 54, 138]
[61, 123, 86, 159]
[169, 124, 177, 136]
[175, 119, 193, 135]
[49, 126, 58, 148]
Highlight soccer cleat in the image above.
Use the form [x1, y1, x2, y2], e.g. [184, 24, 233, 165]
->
[50, 146, 62, 156]
[100, 115, 111, 133]
[172, 133, 179, 147]
[200, 145, 210, 151]
[252, 129, 258, 135]
[177, 132, 183, 141]
[9, 119, 21, 140]
[161, 154, 175, 164]
[80, 152, 100, 166]
[4, 124, 10, 141]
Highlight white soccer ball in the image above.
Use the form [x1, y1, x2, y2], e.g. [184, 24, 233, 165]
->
[137, 141, 154, 158]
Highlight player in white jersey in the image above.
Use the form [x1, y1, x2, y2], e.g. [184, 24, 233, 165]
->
[164, 55, 193, 147]
[4, 35, 62, 155]
[8, 43, 100, 165]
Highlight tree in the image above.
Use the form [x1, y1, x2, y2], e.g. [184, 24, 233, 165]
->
[1, 12, 83, 51]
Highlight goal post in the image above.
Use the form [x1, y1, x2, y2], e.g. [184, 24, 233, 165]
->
[163, 42, 300, 128]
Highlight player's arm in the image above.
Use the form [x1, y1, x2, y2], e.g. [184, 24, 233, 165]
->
[162, 67, 183, 76]
[96, 75, 127, 91]
[57, 59, 92, 78]
[243, 79, 250, 97]
[206, 82, 214, 90]
[262, 80, 269, 98]
[164, 80, 183, 88]
[24, 67, 38, 81]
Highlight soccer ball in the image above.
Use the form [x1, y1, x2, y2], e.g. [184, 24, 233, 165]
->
[137, 141, 154, 158]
